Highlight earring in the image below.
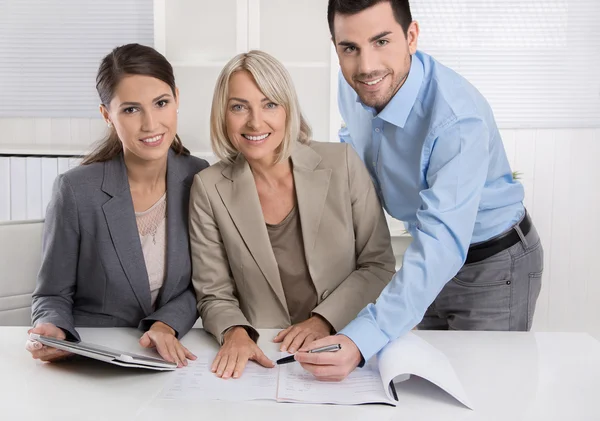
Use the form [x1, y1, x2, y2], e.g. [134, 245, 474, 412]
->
[176, 109, 179, 114]
[107, 122, 112, 128]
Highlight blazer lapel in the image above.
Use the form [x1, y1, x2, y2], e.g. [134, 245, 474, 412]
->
[292, 144, 331, 270]
[159, 151, 190, 304]
[101, 154, 152, 316]
[216, 155, 288, 312]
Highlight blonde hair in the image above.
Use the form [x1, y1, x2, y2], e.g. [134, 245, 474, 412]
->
[210, 50, 312, 164]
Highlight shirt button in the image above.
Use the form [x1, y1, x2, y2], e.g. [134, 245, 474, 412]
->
[375, 128, 380, 133]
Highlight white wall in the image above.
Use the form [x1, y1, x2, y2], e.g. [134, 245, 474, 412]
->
[0, 117, 106, 155]
[502, 128, 600, 339]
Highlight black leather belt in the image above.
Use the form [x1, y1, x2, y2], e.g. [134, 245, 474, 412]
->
[465, 211, 532, 265]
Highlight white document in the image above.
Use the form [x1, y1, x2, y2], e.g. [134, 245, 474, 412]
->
[26, 157, 42, 219]
[0, 157, 10, 221]
[159, 350, 280, 402]
[277, 358, 394, 405]
[41, 158, 58, 216]
[157, 332, 472, 408]
[9, 157, 27, 221]
[378, 333, 474, 409]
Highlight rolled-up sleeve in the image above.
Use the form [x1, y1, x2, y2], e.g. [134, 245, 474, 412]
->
[341, 117, 490, 361]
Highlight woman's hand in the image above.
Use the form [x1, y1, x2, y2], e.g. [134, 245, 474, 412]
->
[273, 315, 332, 354]
[212, 326, 274, 379]
[139, 321, 196, 368]
[25, 323, 73, 362]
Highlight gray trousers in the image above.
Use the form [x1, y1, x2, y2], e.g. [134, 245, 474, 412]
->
[418, 216, 543, 331]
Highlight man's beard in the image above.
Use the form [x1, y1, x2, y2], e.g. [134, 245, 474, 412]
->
[357, 70, 409, 113]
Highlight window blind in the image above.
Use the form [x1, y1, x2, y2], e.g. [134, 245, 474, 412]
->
[0, 0, 153, 118]
[413, 0, 600, 128]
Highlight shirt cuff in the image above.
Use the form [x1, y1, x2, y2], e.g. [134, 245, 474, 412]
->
[339, 314, 390, 364]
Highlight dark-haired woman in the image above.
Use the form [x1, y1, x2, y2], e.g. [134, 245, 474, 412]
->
[25, 43, 208, 367]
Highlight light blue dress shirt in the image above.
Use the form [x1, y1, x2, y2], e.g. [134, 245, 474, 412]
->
[338, 51, 525, 362]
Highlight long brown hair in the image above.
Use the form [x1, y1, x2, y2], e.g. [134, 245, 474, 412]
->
[82, 43, 189, 165]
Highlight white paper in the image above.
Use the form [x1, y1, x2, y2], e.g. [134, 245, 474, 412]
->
[158, 350, 281, 402]
[277, 358, 395, 405]
[156, 334, 472, 409]
[377, 332, 474, 409]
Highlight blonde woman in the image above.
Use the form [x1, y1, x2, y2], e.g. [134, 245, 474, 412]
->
[189, 50, 395, 379]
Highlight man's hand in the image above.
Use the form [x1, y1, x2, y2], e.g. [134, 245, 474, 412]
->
[294, 334, 362, 382]
[212, 326, 274, 379]
[25, 323, 73, 362]
[273, 315, 332, 354]
[139, 321, 196, 368]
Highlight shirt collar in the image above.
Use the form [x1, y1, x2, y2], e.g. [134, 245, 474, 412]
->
[357, 52, 424, 128]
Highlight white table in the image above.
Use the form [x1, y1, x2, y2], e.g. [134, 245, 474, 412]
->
[1, 327, 599, 421]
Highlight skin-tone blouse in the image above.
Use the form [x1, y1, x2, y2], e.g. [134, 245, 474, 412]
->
[266, 205, 318, 324]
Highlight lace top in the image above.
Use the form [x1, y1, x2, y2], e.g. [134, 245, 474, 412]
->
[135, 193, 167, 308]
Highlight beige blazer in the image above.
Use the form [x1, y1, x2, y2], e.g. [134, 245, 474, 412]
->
[189, 141, 395, 342]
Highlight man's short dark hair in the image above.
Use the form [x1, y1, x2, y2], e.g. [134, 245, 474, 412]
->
[327, 0, 413, 38]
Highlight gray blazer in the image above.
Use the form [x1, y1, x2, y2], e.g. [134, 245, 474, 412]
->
[32, 150, 208, 341]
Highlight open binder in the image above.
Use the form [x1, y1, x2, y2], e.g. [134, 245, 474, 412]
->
[29, 333, 177, 371]
[158, 332, 473, 408]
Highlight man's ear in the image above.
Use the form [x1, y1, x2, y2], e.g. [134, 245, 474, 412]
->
[407, 21, 420, 55]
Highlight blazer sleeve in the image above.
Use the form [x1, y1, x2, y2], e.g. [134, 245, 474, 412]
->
[311, 144, 396, 332]
[138, 286, 198, 338]
[31, 175, 80, 341]
[188, 174, 258, 344]
[138, 158, 211, 337]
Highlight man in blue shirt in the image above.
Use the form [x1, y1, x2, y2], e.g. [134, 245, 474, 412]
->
[295, 0, 544, 381]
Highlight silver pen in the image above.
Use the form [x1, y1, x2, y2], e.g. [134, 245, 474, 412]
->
[276, 343, 342, 365]
[309, 344, 342, 353]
